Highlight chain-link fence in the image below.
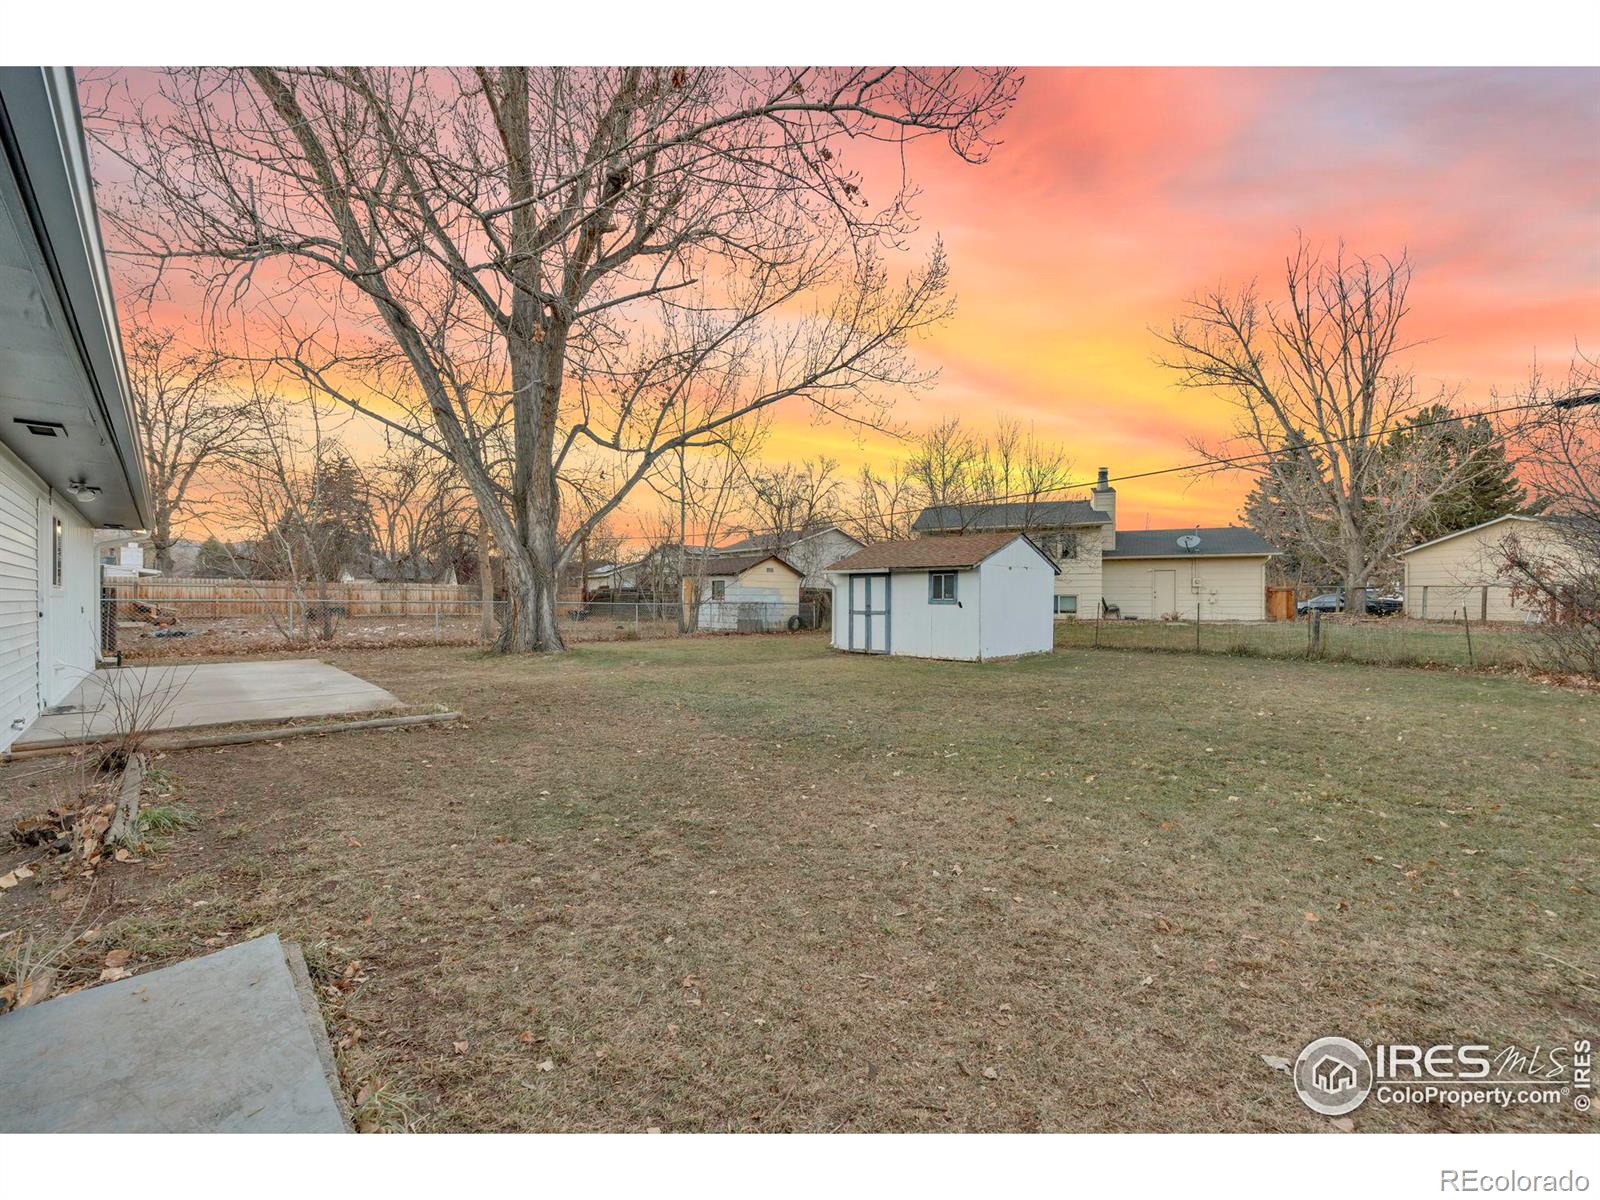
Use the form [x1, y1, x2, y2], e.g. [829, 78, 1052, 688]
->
[101, 588, 826, 659]
[1058, 605, 1541, 670]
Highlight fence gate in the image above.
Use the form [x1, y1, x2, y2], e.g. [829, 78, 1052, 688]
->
[847, 574, 890, 653]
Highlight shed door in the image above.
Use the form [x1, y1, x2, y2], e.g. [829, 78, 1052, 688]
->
[847, 574, 890, 653]
[0, 456, 41, 750]
[1151, 569, 1177, 618]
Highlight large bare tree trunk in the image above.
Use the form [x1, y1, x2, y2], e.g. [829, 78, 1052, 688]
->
[93, 67, 1016, 653]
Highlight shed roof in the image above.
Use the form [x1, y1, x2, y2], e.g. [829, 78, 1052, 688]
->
[1101, 527, 1278, 559]
[911, 499, 1109, 533]
[698, 551, 801, 577]
[826, 531, 1058, 573]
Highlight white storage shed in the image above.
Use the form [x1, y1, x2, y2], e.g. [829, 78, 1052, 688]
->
[824, 531, 1058, 661]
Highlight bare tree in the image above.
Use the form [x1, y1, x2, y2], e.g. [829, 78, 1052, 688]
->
[122, 319, 253, 571]
[363, 444, 476, 581]
[905, 415, 1073, 533]
[1158, 239, 1490, 602]
[1498, 352, 1600, 676]
[88, 67, 1018, 651]
[205, 391, 367, 641]
[842, 459, 923, 543]
[732, 457, 843, 550]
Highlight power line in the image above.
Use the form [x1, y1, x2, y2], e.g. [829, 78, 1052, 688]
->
[597, 394, 1574, 549]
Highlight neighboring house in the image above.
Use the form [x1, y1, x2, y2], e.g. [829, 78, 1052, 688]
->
[713, 524, 865, 589]
[585, 560, 640, 593]
[913, 468, 1279, 621]
[824, 531, 1058, 661]
[97, 536, 160, 580]
[1, 67, 151, 752]
[695, 552, 805, 632]
[1398, 513, 1580, 621]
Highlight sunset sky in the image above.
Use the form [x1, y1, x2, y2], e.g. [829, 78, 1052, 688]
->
[97, 67, 1599, 535]
[782, 67, 1599, 528]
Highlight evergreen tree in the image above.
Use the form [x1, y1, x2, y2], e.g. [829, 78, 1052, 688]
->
[194, 535, 235, 578]
[1387, 405, 1531, 543]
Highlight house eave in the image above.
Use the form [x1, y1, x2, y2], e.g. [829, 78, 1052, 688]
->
[1397, 514, 1541, 557]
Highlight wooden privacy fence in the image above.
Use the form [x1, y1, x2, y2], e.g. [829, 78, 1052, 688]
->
[114, 577, 481, 617]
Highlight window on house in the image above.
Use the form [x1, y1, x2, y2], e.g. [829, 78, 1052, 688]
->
[52, 517, 63, 588]
[1054, 594, 1078, 615]
[929, 571, 957, 603]
[711, 579, 726, 601]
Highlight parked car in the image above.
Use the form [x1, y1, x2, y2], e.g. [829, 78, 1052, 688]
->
[1296, 589, 1403, 617]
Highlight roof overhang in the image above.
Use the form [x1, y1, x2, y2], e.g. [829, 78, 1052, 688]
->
[1396, 514, 1541, 557]
[0, 66, 149, 529]
[1102, 551, 1279, 561]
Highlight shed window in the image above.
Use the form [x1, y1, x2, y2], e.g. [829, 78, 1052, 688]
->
[52, 517, 64, 588]
[1054, 594, 1078, 614]
[711, 579, 726, 601]
[929, 571, 957, 603]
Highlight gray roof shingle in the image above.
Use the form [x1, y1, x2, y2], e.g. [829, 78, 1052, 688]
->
[1101, 527, 1278, 559]
[910, 500, 1109, 533]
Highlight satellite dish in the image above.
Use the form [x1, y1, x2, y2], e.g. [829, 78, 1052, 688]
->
[1176, 534, 1202, 552]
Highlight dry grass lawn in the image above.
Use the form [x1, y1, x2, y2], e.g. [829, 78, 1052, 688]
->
[3, 635, 1595, 1132]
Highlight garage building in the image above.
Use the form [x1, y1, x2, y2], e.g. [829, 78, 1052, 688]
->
[1100, 527, 1279, 621]
[1399, 514, 1577, 621]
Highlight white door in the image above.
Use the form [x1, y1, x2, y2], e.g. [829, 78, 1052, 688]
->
[0, 456, 41, 749]
[1152, 569, 1177, 618]
[847, 574, 890, 653]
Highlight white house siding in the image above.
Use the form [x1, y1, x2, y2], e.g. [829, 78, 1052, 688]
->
[1051, 524, 1106, 618]
[1101, 556, 1268, 621]
[977, 537, 1056, 658]
[1401, 519, 1557, 621]
[1, 444, 42, 750]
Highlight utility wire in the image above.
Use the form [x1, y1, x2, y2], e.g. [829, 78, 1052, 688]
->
[597, 392, 1594, 549]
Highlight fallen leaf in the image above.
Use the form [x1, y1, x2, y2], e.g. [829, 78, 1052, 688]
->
[1261, 1055, 1292, 1074]
[1303, 911, 1320, 922]
[981, 1066, 999, 1080]
[536, 1059, 555, 1072]
[453, 1040, 469, 1055]
[98, 966, 133, 983]
[104, 948, 133, 968]
[1330, 1117, 1355, 1133]
[15, 968, 57, 1008]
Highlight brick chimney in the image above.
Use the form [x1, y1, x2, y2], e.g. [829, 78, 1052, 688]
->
[1090, 466, 1116, 549]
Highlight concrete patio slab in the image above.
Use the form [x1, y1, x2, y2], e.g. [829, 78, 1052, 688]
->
[15, 659, 402, 749]
[0, 934, 349, 1132]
